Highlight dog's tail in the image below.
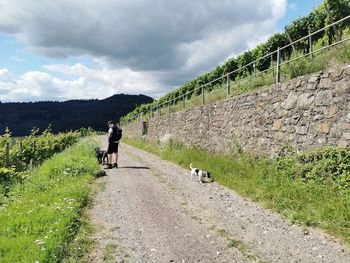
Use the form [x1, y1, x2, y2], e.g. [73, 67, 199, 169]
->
[190, 163, 193, 169]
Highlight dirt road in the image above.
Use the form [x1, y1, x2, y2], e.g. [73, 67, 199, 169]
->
[88, 137, 350, 263]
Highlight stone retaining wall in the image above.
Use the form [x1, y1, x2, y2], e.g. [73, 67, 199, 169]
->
[123, 65, 350, 155]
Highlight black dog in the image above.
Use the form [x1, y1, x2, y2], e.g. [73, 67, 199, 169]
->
[95, 147, 108, 164]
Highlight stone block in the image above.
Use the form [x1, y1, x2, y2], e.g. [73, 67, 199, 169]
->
[330, 127, 342, 139]
[326, 105, 338, 118]
[338, 140, 350, 147]
[308, 75, 319, 83]
[317, 122, 330, 134]
[307, 83, 317, 90]
[274, 132, 285, 141]
[313, 114, 324, 121]
[277, 110, 287, 118]
[341, 122, 350, 130]
[342, 132, 350, 140]
[296, 126, 308, 135]
[335, 81, 350, 94]
[282, 91, 298, 109]
[321, 72, 330, 78]
[315, 90, 332, 106]
[272, 119, 283, 131]
[319, 78, 333, 89]
[330, 69, 344, 80]
[297, 93, 315, 109]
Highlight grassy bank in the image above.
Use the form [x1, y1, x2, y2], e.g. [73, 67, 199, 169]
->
[0, 137, 100, 262]
[123, 137, 350, 246]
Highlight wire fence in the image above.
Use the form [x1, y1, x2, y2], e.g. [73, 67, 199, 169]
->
[121, 14, 350, 126]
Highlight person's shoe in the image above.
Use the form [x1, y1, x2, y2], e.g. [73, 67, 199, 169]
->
[105, 164, 113, 169]
[113, 163, 118, 168]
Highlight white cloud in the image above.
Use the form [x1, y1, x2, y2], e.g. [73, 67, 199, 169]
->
[0, 0, 287, 101]
[0, 65, 162, 102]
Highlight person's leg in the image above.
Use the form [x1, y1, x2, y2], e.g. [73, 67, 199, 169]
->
[106, 143, 113, 169]
[113, 143, 119, 168]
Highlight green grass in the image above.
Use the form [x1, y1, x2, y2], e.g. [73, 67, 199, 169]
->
[0, 137, 100, 262]
[123, 137, 350, 246]
[103, 244, 117, 262]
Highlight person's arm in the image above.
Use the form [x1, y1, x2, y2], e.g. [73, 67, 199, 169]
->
[108, 127, 113, 139]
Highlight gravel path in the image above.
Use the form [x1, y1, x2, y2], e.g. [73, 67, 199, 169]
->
[88, 137, 350, 263]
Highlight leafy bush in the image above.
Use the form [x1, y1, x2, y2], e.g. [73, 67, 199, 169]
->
[0, 127, 81, 197]
[276, 145, 350, 189]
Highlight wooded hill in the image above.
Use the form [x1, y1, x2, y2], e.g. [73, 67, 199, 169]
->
[0, 94, 153, 136]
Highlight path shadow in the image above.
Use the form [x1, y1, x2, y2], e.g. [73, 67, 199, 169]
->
[118, 166, 150, 170]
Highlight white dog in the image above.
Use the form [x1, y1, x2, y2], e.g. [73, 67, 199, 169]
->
[190, 163, 212, 183]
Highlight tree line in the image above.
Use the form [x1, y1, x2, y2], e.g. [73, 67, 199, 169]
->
[0, 94, 153, 136]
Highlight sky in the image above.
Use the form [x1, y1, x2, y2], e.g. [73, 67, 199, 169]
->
[0, 0, 321, 102]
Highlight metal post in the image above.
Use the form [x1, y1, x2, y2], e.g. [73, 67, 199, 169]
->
[285, 26, 296, 53]
[308, 26, 313, 57]
[5, 142, 9, 167]
[226, 74, 231, 97]
[201, 86, 205, 105]
[271, 54, 274, 78]
[324, 3, 340, 40]
[276, 47, 281, 83]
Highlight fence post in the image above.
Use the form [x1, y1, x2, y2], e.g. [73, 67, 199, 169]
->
[201, 86, 205, 105]
[5, 142, 9, 167]
[226, 74, 231, 97]
[271, 54, 274, 78]
[285, 26, 296, 53]
[276, 47, 281, 83]
[308, 26, 313, 57]
[324, 3, 340, 40]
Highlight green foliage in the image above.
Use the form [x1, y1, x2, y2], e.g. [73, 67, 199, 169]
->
[0, 127, 81, 199]
[277, 146, 350, 189]
[124, 137, 350, 245]
[0, 138, 99, 262]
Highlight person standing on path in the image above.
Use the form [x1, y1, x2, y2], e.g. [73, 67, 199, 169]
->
[106, 121, 122, 169]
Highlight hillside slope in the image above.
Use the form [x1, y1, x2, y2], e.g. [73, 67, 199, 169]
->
[0, 94, 153, 136]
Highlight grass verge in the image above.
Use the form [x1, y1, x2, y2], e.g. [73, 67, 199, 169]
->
[123, 137, 350, 246]
[0, 137, 100, 262]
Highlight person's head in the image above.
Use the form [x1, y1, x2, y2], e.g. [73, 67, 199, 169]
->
[107, 121, 114, 128]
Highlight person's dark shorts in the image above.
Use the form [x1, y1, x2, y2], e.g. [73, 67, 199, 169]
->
[107, 142, 119, 154]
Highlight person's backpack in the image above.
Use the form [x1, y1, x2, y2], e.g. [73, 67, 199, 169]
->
[111, 125, 122, 141]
